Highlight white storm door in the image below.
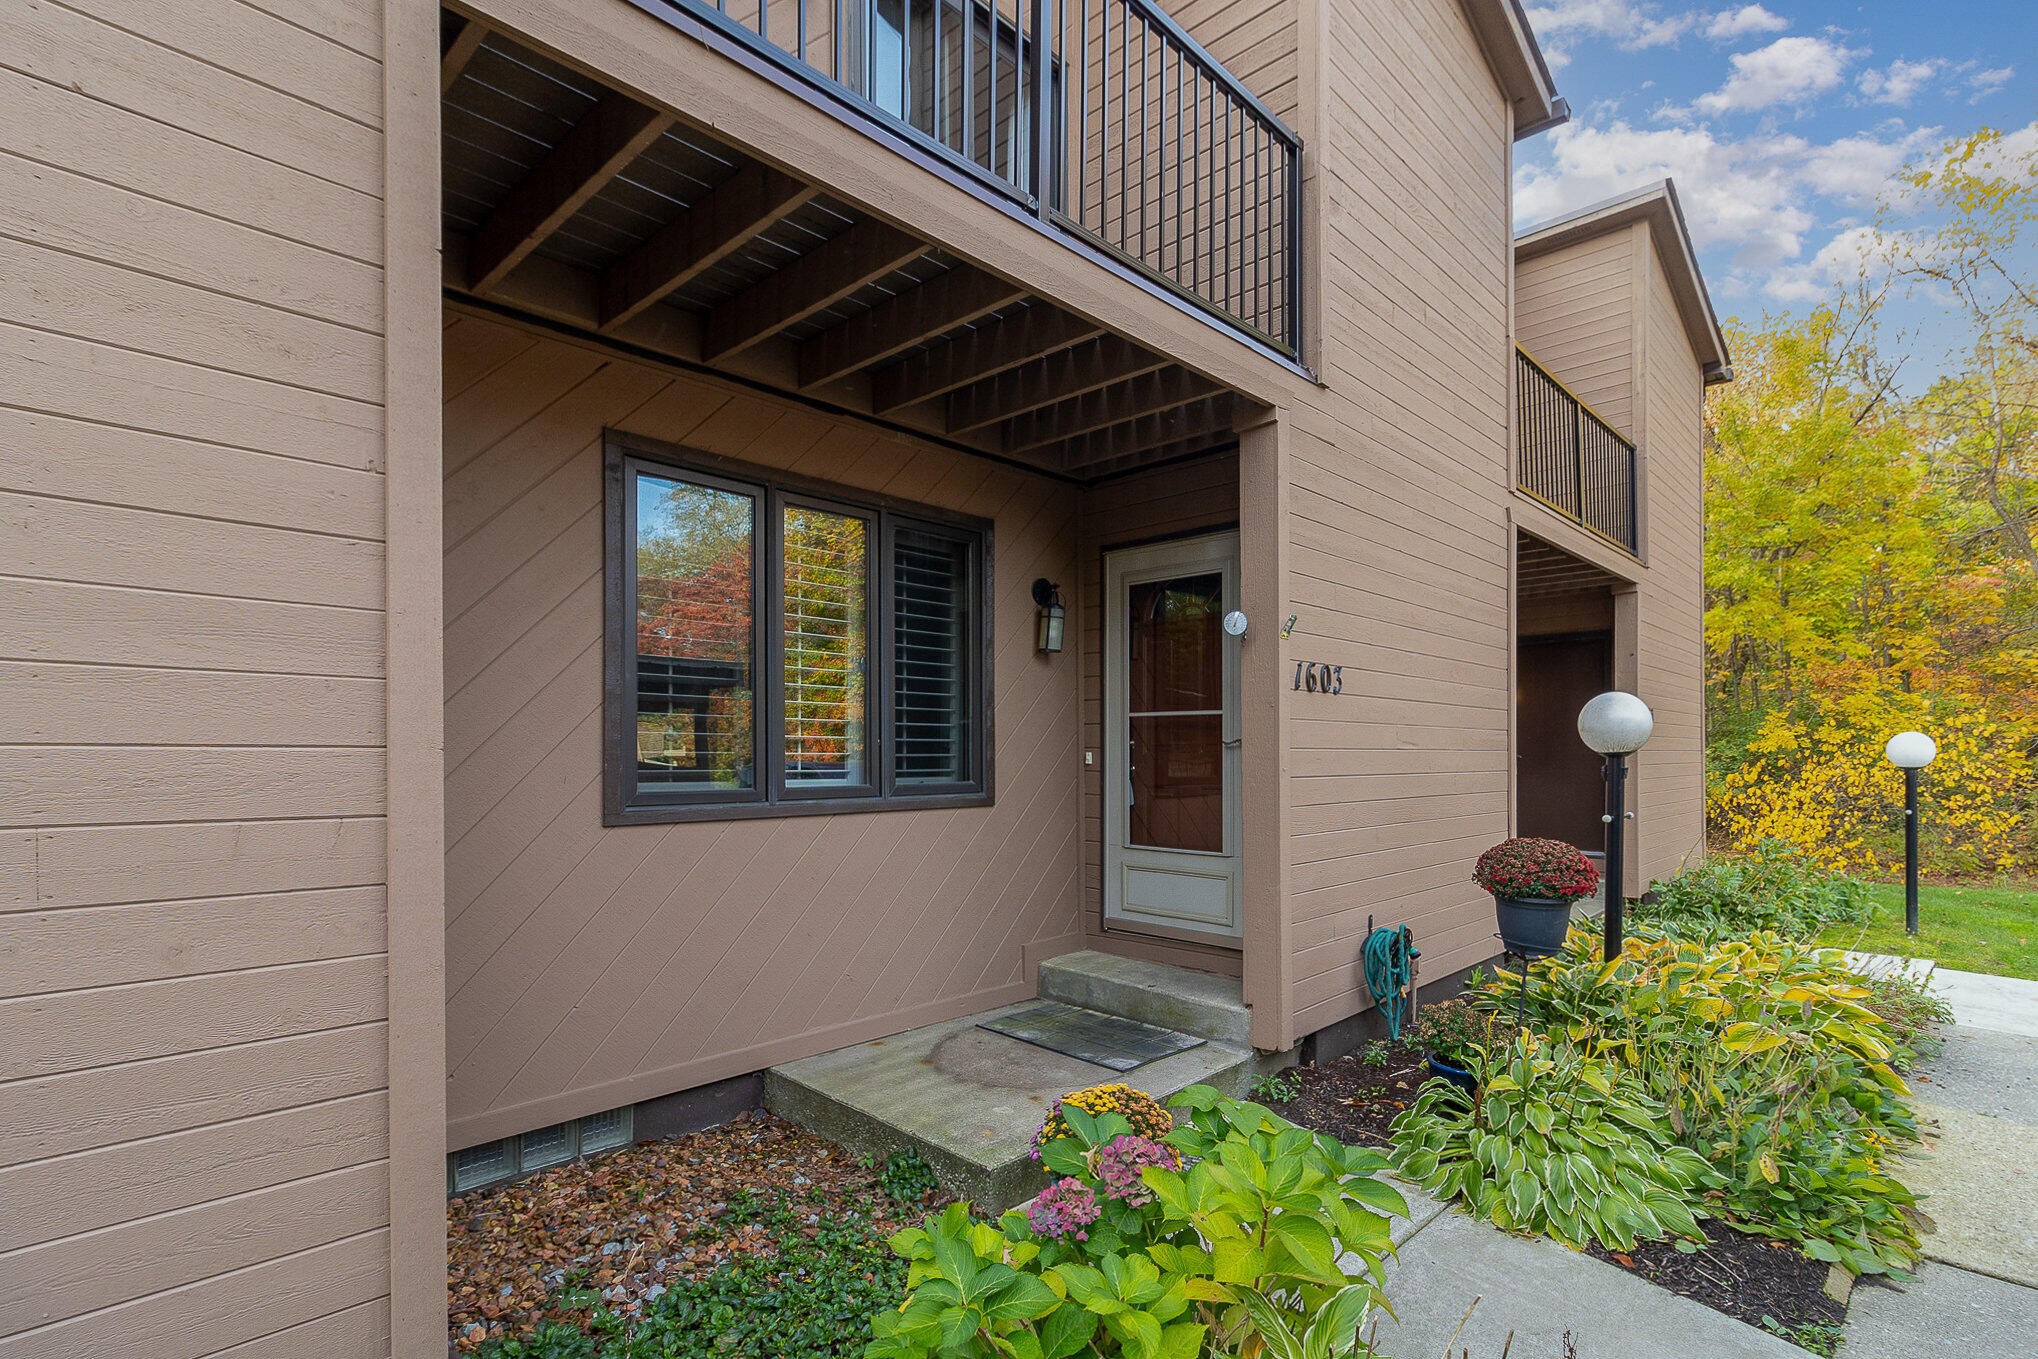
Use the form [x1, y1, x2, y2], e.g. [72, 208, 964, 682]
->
[1102, 532, 1243, 939]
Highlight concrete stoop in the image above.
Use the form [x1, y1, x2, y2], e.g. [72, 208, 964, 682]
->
[766, 952, 1282, 1209]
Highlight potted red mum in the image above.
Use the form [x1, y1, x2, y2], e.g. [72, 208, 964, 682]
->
[1474, 837, 1600, 957]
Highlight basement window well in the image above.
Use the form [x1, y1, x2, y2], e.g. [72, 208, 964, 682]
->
[447, 1104, 636, 1194]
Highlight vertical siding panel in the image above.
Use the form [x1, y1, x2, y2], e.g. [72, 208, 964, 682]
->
[0, 0, 395, 1350]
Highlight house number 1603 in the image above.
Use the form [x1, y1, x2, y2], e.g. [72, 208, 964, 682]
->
[1292, 661, 1343, 694]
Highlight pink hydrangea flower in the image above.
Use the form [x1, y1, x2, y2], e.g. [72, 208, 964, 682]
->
[1025, 1177, 1102, 1241]
[1093, 1134, 1179, 1206]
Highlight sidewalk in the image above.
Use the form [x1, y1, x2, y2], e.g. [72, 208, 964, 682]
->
[1364, 1197, 1807, 1357]
[1838, 954, 2038, 1357]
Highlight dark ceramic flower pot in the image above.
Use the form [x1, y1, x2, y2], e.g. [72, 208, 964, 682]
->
[1493, 894, 1572, 957]
[1424, 1053, 1478, 1097]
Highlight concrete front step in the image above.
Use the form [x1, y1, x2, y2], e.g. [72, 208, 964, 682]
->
[765, 1001, 1251, 1210]
[1038, 949, 1254, 1048]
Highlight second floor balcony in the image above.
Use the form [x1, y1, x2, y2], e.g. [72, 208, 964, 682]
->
[634, 0, 1302, 356]
[1516, 347, 1638, 554]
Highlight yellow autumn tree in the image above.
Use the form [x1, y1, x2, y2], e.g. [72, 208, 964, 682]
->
[1705, 128, 2038, 878]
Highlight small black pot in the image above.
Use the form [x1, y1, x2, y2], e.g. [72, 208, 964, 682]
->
[1493, 894, 1573, 957]
[1425, 1053, 1478, 1097]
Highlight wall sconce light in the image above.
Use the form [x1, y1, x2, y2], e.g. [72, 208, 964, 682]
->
[1032, 579, 1065, 654]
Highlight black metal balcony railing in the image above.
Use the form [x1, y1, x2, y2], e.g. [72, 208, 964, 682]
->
[647, 0, 1302, 355]
[1516, 347, 1638, 553]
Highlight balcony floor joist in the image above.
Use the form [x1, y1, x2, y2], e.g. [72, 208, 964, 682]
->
[438, 11, 1247, 481]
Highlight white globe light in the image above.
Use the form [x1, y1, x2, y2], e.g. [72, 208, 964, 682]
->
[1885, 731, 1937, 769]
[1578, 691, 1654, 756]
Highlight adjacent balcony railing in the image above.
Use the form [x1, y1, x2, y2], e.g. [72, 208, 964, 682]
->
[641, 0, 1303, 355]
[1516, 347, 1638, 554]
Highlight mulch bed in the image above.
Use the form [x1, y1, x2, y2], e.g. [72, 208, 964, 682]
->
[446, 1111, 934, 1353]
[1267, 1041, 1847, 1338]
[1258, 1042, 1433, 1147]
[1584, 1220, 1844, 1335]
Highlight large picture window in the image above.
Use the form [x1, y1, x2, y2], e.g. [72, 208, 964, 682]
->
[606, 438, 990, 823]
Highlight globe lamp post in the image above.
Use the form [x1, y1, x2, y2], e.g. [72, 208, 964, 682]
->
[1578, 692, 1654, 959]
[1884, 731, 1937, 936]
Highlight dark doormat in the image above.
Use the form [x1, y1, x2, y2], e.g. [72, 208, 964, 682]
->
[978, 1001, 1205, 1072]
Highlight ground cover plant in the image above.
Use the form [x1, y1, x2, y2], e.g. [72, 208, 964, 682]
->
[1388, 1031, 1712, 1253]
[449, 1112, 935, 1356]
[1641, 841, 1873, 939]
[1817, 880, 2038, 980]
[869, 1083, 1407, 1359]
[1471, 929, 1924, 1276]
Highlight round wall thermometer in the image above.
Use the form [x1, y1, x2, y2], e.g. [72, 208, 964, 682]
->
[1222, 610, 1250, 637]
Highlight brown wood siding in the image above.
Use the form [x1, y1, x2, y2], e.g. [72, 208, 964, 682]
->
[1631, 240, 1708, 889]
[1512, 222, 1709, 895]
[0, 0, 395, 1352]
[1266, 0, 1517, 1041]
[1077, 454, 1243, 976]
[1514, 226, 1637, 436]
[1166, 0, 1300, 122]
[441, 309, 1085, 1148]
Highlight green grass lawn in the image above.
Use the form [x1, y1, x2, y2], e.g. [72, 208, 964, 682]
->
[1817, 881, 2038, 980]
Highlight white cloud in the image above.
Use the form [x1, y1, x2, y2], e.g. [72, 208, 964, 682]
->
[1694, 36, 1861, 115]
[1766, 227, 1927, 302]
[1968, 66, 2016, 102]
[1515, 120, 1817, 269]
[1703, 5, 1788, 42]
[1513, 119, 1958, 301]
[1798, 127, 1943, 203]
[1857, 59, 1942, 107]
[1524, 1, 1697, 53]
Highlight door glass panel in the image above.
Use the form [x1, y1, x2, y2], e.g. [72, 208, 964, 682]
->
[634, 472, 755, 792]
[783, 505, 869, 788]
[1130, 714, 1224, 851]
[1126, 572, 1224, 852]
[1127, 574, 1222, 712]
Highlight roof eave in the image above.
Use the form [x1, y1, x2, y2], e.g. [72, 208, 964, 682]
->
[1460, 0, 1566, 140]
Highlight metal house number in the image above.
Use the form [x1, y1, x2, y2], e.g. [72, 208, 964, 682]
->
[1292, 661, 1343, 694]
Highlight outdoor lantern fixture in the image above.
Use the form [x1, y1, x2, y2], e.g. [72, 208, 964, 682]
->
[1032, 579, 1065, 654]
[1885, 731, 1938, 936]
[1578, 691, 1655, 959]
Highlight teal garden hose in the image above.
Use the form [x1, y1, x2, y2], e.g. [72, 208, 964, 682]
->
[1362, 924, 1419, 1040]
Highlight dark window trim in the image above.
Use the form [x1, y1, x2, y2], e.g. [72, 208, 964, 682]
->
[604, 432, 994, 827]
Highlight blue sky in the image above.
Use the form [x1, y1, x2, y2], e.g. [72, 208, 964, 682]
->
[1514, 2, 2034, 376]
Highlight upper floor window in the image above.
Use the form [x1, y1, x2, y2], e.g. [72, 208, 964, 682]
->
[606, 439, 990, 824]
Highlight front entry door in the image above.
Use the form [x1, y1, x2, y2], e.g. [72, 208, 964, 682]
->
[1517, 631, 1614, 849]
[1103, 532, 1243, 940]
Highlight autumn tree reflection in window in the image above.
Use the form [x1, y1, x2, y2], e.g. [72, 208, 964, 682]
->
[634, 473, 755, 791]
[783, 506, 869, 789]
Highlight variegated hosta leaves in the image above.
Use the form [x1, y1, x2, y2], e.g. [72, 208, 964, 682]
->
[1388, 1033, 1712, 1254]
[1464, 928, 1927, 1274]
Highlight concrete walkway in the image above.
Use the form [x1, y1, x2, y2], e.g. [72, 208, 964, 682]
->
[1837, 954, 2038, 1357]
[1364, 1199, 1808, 1358]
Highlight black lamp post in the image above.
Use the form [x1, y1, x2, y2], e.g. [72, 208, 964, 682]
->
[1884, 731, 1937, 936]
[1578, 691, 1654, 960]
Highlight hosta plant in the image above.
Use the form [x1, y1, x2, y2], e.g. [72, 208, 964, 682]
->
[1471, 928, 1925, 1273]
[1389, 1031, 1712, 1253]
[867, 1085, 1407, 1359]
